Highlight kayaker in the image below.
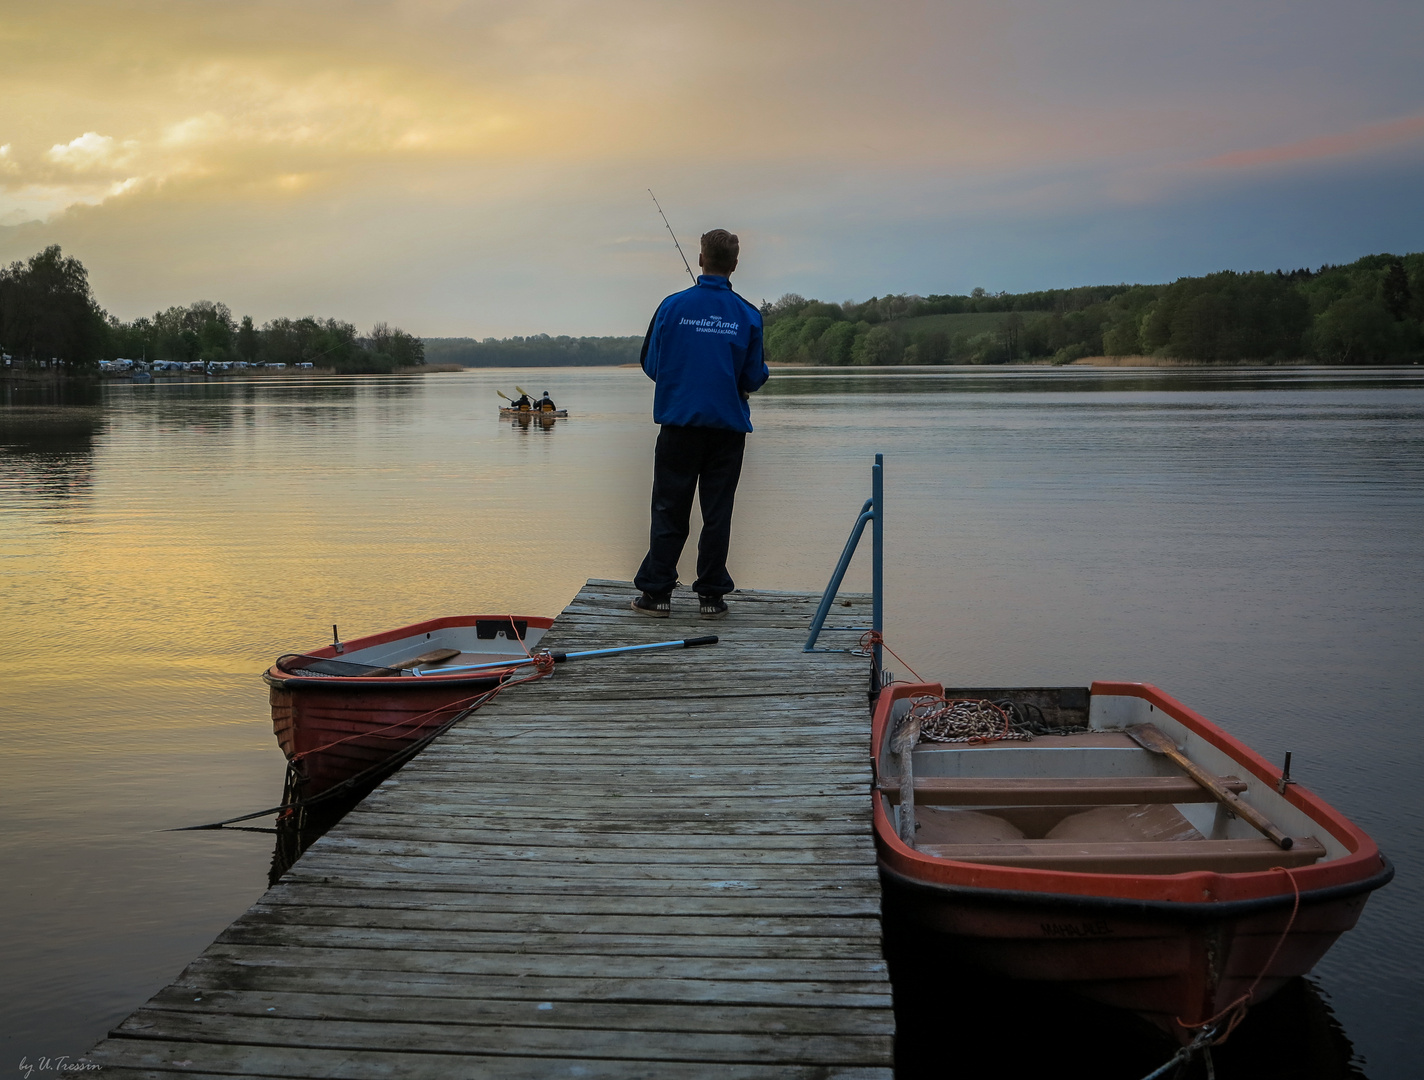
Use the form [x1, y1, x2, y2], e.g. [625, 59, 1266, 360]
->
[632, 229, 769, 620]
[510, 391, 533, 410]
[539, 391, 557, 412]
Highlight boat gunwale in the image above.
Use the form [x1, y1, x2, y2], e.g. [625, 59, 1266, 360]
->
[873, 679, 1389, 905]
[879, 857, 1395, 921]
[263, 613, 555, 689]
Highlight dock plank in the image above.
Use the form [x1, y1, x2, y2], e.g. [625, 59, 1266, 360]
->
[85, 581, 893, 1076]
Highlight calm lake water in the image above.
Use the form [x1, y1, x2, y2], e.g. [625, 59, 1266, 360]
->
[2, 366, 1421, 1077]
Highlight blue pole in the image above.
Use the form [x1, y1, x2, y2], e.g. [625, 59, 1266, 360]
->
[803, 499, 874, 652]
[872, 453, 884, 673]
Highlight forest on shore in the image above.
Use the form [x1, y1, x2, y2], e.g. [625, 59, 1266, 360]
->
[762, 252, 1424, 366]
[6, 245, 1422, 374]
[0, 246, 423, 374]
[424, 335, 639, 368]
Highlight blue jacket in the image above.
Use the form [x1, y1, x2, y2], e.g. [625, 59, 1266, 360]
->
[640, 275, 769, 432]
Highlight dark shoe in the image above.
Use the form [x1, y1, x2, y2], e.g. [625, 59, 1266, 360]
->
[631, 592, 671, 618]
[699, 595, 728, 620]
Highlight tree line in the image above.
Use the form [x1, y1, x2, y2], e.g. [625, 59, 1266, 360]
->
[424, 335, 640, 367]
[1, 246, 423, 374]
[761, 252, 1424, 365]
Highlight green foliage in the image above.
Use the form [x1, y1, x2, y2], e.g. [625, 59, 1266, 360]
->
[0, 247, 423, 375]
[1139, 272, 1309, 361]
[423, 335, 641, 367]
[759, 254, 1424, 366]
[0, 245, 108, 369]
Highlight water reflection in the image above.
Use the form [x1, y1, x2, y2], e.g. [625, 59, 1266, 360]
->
[761, 364, 1424, 397]
[887, 917, 1367, 1079]
[0, 398, 102, 500]
[507, 412, 561, 432]
[3, 367, 1420, 1073]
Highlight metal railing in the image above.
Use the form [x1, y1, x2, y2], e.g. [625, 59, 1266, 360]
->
[804, 453, 883, 668]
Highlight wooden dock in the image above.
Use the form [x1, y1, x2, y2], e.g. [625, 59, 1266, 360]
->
[87, 580, 894, 1078]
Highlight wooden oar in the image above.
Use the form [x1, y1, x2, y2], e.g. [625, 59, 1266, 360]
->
[1126, 724, 1294, 849]
[891, 714, 921, 847]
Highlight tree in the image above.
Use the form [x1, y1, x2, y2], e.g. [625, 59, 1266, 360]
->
[853, 325, 899, 365]
[0, 246, 108, 368]
[1382, 260, 1411, 321]
[1312, 295, 1397, 363]
[236, 316, 259, 362]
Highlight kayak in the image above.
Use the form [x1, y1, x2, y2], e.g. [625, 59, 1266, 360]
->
[264, 614, 553, 796]
[872, 679, 1392, 1041]
[500, 407, 567, 418]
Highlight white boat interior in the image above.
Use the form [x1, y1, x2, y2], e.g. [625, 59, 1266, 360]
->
[879, 686, 1344, 875]
[287, 618, 548, 676]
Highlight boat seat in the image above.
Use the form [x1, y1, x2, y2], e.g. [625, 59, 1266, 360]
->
[878, 775, 1248, 806]
[916, 836, 1326, 874]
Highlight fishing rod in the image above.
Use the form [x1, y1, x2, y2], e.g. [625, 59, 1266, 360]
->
[412, 635, 718, 676]
[648, 189, 697, 284]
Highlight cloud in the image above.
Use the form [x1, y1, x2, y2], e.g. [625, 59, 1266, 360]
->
[1, 0, 1423, 333]
[46, 131, 138, 172]
[1199, 113, 1424, 171]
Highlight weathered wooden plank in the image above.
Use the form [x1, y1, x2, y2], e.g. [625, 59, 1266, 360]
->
[278, 867, 882, 900]
[283, 851, 883, 884]
[218, 923, 884, 960]
[84, 1040, 891, 1079]
[113, 1011, 892, 1066]
[344, 806, 875, 831]
[308, 836, 874, 867]
[336, 822, 873, 847]
[242, 903, 881, 938]
[89, 581, 892, 1075]
[258, 883, 885, 917]
[176, 959, 894, 1009]
[143, 986, 896, 1036]
[193, 942, 890, 983]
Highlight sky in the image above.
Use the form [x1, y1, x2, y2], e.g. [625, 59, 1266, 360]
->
[1, 0, 1421, 337]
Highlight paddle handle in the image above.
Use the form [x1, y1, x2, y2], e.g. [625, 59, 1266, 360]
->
[414, 636, 719, 675]
[1131, 725, 1293, 850]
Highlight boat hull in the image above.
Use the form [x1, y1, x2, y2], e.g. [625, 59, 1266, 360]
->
[881, 861, 1387, 1039]
[266, 614, 553, 795]
[269, 677, 501, 795]
[500, 407, 567, 418]
[872, 679, 1392, 1040]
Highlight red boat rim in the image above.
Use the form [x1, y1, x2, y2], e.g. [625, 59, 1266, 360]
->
[873, 680, 1389, 906]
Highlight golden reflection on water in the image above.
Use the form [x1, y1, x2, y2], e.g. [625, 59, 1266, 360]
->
[3, 366, 1424, 1071]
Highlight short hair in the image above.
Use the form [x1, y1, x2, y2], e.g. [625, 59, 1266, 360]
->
[700, 229, 739, 274]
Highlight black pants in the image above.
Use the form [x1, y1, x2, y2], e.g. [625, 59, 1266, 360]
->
[634, 425, 746, 598]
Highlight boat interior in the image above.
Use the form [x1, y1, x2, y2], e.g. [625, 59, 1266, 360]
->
[878, 686, 1345, 875]
[279, 618, 549, 677]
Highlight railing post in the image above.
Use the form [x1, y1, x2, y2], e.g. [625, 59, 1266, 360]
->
[803, 454, 885, 654]
[872, 453, 883, 673]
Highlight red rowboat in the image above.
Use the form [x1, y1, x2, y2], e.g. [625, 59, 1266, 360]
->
[264, 614, 553, 796]
[872, 679, 1392, 1041]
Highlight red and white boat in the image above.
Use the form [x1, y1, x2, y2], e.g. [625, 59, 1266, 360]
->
[872, 679, 1392, 1041]
[264, 614, 553, 796]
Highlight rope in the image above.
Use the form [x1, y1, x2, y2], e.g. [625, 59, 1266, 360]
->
[179, 623, 560, 832]
[1135, 866, 1303, 1079]
[1174, 865, 1303, 1044]
[912, 695, 1030, 743]
[857, 630, 923, 682]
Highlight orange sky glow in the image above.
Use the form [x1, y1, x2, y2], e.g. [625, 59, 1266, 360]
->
[2, 0, 1421, 335]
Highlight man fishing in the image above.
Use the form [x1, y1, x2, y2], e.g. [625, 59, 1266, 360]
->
[632, 228, 768, 620]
